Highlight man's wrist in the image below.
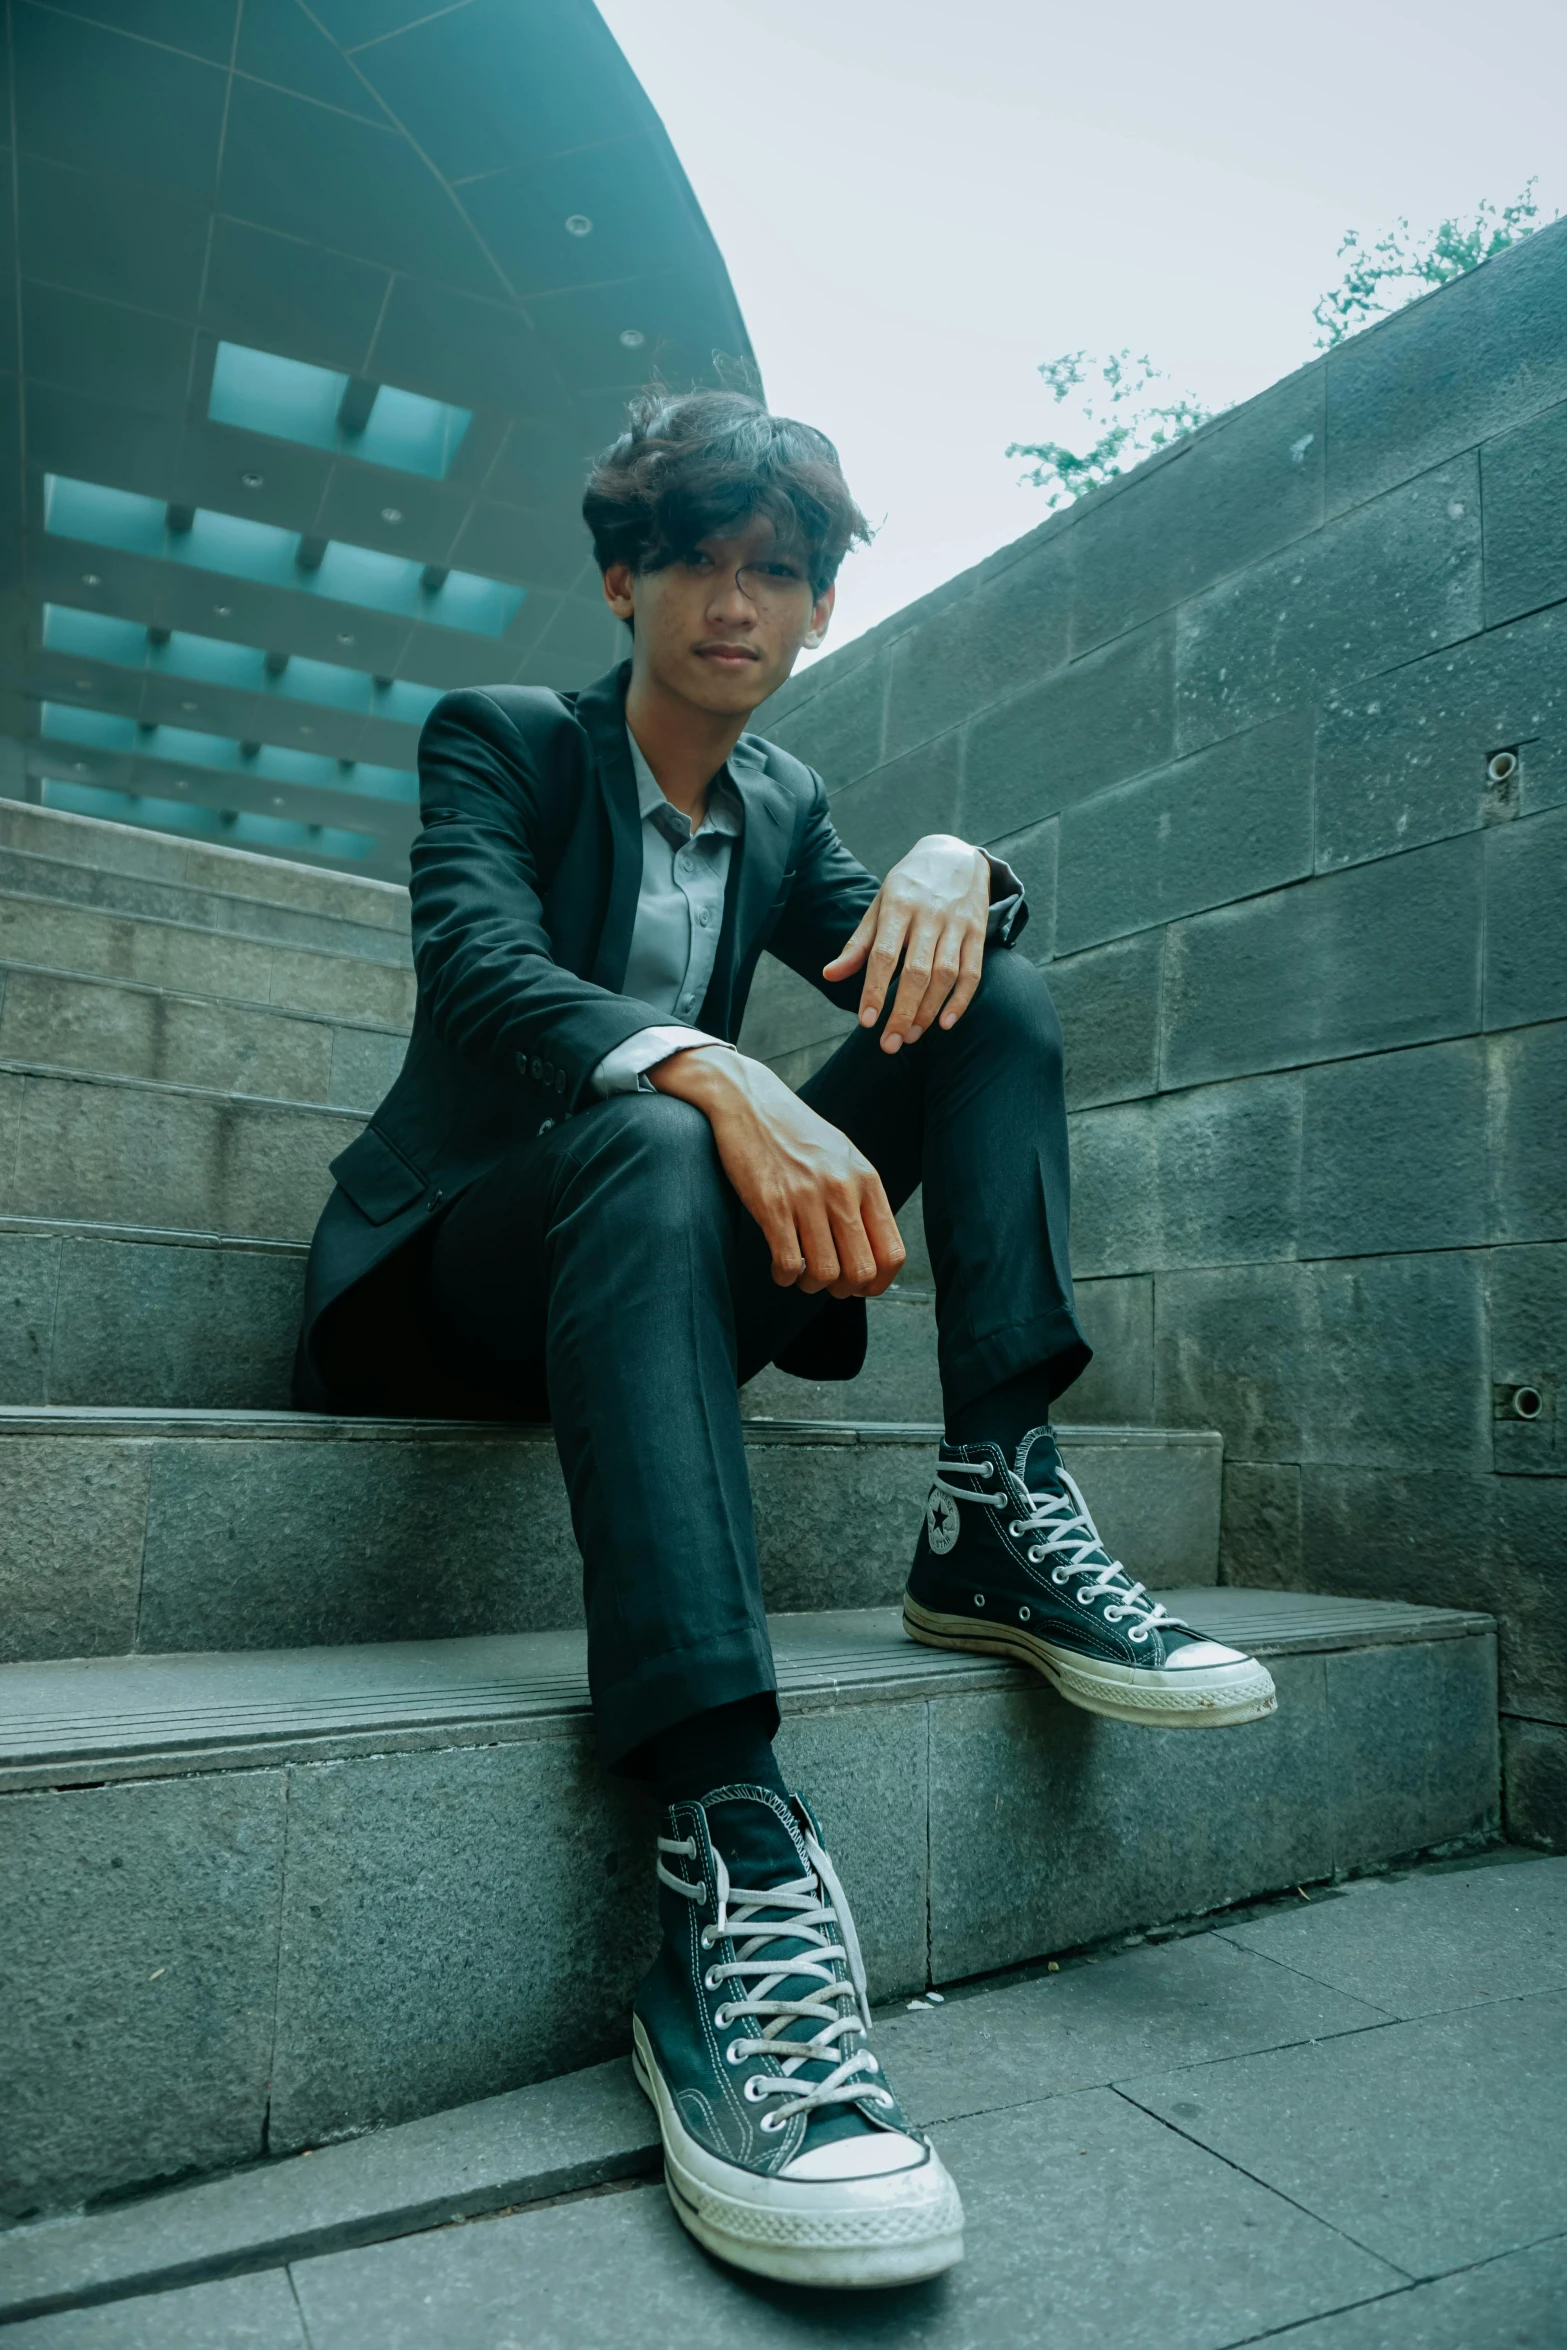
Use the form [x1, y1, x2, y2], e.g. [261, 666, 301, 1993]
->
[648, 1041, 744, 1104]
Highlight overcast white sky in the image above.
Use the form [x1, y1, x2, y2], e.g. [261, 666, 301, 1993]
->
[596, 0, 1567, 656]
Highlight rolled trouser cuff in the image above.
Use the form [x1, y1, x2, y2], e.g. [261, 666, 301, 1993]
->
[938, 1302, 1092, 1422]
[594, 1621, 779, 1773]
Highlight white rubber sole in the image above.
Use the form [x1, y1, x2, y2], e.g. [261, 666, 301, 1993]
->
[903, 1593, 1278, 1728]
[631, 2017, 964, 2288]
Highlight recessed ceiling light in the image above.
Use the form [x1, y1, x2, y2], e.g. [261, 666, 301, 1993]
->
[336, 632, 355, 645]
[565, 214, 593, 236]
[272, 795, 285, 807]
[180, 699, 198, 711]
[174, 779, 187, 789]
[619, 328, 645, 348]
[214, 603, 232, 617]
[82, 572, 101, 587]
[298, 723, 314, 735]
[72, 760, 88, 772]
[381, 507, 403, 524]
[241, 471, 264, 489]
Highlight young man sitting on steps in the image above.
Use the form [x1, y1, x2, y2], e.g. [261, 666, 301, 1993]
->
[294, 390, 1277, 2291]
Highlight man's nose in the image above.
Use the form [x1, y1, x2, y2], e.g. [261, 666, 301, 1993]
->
[707, 568, 758, 619]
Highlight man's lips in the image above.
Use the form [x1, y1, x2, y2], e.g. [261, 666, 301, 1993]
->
[694, 643, 760, 665]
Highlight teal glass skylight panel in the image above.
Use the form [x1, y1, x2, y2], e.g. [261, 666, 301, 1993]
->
[46, 474, 524, 636]
[155, 632, 268, 689]
[42, 701, 137, 751]
[311, 541, 426, 617]
[42, 605, 146, 664]
[42, 701, 416, 802]
[209, 344, 349, 454]
[42, 777, 374, 860]
[372, 677, 443, 724]
[270, 655, 373, 712]
[46, 477, 166, 559]
[44, 605, 445, 725]
[183, 509, 300, 589]
[430, 568, 526, 635]
[354, 384, 471, 479]
[209, 342, 471, 480]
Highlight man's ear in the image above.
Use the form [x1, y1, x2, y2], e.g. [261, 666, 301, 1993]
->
[802, 581, 835, 651]
[602, 562, 636, 622]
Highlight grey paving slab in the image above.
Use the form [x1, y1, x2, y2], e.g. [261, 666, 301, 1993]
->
[1219, 1854, 1567, 2019]
[869, 1928, 1388, 2127]
[291, 2084, 1399, 2350]
[0, 2059, 655, 2326]
[1119, 1987, 1567, 2277]
[0, 1772, 287, 2222]
[0, 2269, 308, 2347]
[1265, 2233, 1567, 2348]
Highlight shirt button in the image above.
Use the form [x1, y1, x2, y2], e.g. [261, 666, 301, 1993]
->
[698, 908, 712, 927]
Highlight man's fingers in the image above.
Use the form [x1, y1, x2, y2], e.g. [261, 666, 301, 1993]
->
[938, 929, 986, 1030]
[908, 921, 970, 1036]
[793, 1200, 840, 1294]
[822, 899, 880, 982]
[858, 1182, 906, 1294]
[881, 917, 942, 1047]
[858, 905, 911, 1028]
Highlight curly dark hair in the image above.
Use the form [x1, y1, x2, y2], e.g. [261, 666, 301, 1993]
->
[582, 389, 872, 597]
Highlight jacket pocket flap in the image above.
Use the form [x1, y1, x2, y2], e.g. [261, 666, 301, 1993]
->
[329, 1125, 428, 1225]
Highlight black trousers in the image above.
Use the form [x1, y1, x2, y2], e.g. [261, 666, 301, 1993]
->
[403, 950, 1085, 1767]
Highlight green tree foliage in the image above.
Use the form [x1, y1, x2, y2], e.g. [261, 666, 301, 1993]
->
[1007, 350, 1213, 512]
[1016, 183, 1551, 508]
[1312, 181, 1545, 346]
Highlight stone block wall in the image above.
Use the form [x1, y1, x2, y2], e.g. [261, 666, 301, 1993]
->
[739, 220, 1567, 1847]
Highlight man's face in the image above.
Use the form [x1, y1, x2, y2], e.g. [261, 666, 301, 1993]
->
[602, 512, 835, 715]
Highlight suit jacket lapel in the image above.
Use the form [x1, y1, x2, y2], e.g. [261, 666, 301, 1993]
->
[574, 662, 644, 991]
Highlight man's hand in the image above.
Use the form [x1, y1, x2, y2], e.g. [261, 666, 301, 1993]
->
[651, 1048, 904, 1297]
[822, 833, 990, 1054]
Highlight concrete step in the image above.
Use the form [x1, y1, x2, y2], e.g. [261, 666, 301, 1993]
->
[0, 887, 417, 1026]
[0, 798, 412, 943]
[0, 1408, 1221, 1662]
[0, 1593, 1499, 2222]
[0, 1060, 359, 1243]
[0, 961, 406, 1110]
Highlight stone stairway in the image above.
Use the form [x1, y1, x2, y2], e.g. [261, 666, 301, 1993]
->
[0, 801, 1502, 2242]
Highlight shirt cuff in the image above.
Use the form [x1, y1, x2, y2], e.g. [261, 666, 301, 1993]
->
[984, 851, 1026, 947]
[589, 1025, 734, 1098]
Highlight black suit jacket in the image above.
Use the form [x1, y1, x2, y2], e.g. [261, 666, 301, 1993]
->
[295, 659, 1027, 1405]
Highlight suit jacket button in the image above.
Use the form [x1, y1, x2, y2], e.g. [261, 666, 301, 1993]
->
[530, 1056, 543, 1080]
[543, 1059, 554, 1083]
[426, 1189, 444, 1211]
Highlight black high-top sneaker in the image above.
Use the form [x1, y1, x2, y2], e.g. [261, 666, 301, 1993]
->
[904, 1426, 1277, 1728]
[631, 1785, 963, 2288]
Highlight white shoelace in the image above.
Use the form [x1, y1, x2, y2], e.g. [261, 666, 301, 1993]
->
[656, 1826, 894, 2133]
[935, 1457, 1182, 1646]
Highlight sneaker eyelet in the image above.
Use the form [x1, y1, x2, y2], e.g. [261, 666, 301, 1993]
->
[973, 1593, 986, 1609]
[714, 2004, 733, 2028]
[1027, 1547, 1045, 1564]
[874, 2090, 896, 2109]
[1052, 1570, 1069, 1587]
[704, 1967, 722, 1991]
[700, 1926, 717, 1948]
[1019, 1605, 1031, 1622]
[1008, 1521, 1023, 1538]
[759, 2112, 784, 2133]
[1129, 1629, 1149, 1646]
[729, 2040, 751, 2067]
[1075, 1590, 1094, 1606]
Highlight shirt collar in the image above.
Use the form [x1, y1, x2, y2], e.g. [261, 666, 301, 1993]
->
[626, 725, 749, 841]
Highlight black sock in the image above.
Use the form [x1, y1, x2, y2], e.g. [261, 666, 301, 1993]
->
[948, 1367, 1057, 1467]
[638, 1695, 788, 1812]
